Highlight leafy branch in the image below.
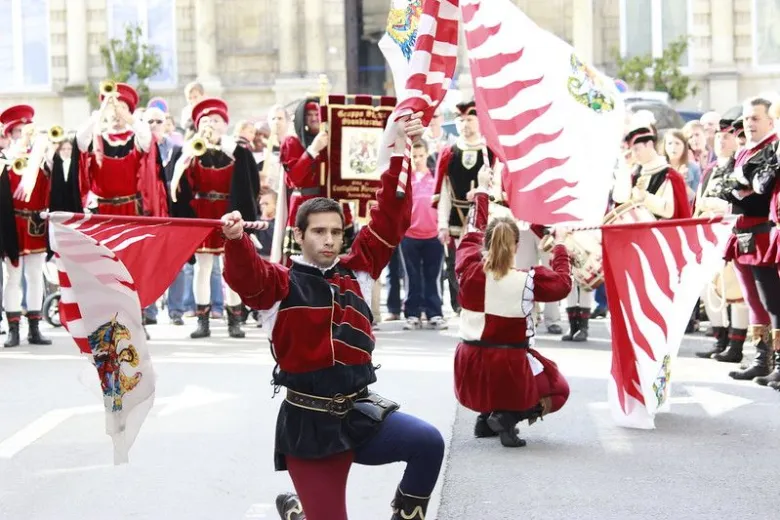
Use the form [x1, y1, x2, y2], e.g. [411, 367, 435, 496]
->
[613, 37, 698, 102]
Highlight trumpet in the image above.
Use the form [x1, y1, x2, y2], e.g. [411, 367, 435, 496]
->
[99, 80, 117, 97]
[48, 125, 65, 143]
[191, 137, 208, 157]
[12, 156, 28, 174]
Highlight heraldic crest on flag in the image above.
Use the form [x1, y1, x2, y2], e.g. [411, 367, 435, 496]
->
[385, 0, 423, 60]
[566, 53, 617, 114]
[88, 313, 142, 413]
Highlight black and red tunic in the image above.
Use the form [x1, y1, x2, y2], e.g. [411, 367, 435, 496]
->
[223, 154, 411, 470]
[0, 160, 50, 265]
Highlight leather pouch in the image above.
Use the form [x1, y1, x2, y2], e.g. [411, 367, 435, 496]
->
[353, 392, 399, 422]
[736, 232, 756, 255]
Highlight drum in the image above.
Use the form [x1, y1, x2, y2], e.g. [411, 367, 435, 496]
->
[711, 262, 744, 304]
[570, 202, 657, 290]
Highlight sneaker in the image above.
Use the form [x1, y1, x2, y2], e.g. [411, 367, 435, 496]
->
[403, 317, 422, 330]
[275, 492, 305, 520]
[428, 316, 448, 330]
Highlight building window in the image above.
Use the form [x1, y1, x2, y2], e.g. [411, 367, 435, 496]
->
[107, 0, 177, 86]
[620, 0, 690, 65]
[0, 0, 50, 92]
[753, 0, 780, 67]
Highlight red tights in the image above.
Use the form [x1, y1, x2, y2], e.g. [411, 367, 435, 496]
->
[286, 451, 354, 520]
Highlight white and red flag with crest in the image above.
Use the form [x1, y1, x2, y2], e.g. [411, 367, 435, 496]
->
[602, 216, 736, 429]
[47, 212, 215, 463]
[378, 0, 459, 193]
[460, 0, 625, 225]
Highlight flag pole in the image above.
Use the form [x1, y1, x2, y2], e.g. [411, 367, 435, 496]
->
[40, 212, 270, 231]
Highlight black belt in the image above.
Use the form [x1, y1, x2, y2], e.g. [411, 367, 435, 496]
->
[13, 209, 39, 219]
[285, 388, 369, 417]
[733, 222, 772, 235]
[293, 187, 322, 196]
[463, 340, 530, 349]
[97, 193, 141, 205]
[194, 191, 230, 201]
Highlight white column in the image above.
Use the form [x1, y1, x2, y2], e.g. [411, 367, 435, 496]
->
[304, 0, 326, 73]
[194, 0, 222, 90]
[572, 0, 594, 64]
[65, 0, 88, 86]
[278, 0, 300, 75]
[710, 0, 735, 66]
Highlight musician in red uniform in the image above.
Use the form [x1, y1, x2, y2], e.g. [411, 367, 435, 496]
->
[0, 105, 52, 348]
[169, 98, 258, 340]
[279, 98, 354, 262]
[75, 82, 165, 217]
[454, 167, 572, 448]
[719, 97, 780, 385]
[221, 114, 443, 520]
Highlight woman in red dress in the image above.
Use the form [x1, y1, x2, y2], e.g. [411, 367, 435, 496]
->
[454, 167, 572, 447]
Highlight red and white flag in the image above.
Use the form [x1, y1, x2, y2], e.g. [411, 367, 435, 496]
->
[378, 0, 459, 193]
[602, 216, 736, 429]
[47, 212, 215, 463]
[460, 0, 625, 225]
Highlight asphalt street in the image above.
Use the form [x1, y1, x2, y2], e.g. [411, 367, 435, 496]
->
[1, 308, 778, 520]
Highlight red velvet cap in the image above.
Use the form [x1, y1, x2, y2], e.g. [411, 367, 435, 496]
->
[0, 104, 34, 137]
[191, 98, 229, 130]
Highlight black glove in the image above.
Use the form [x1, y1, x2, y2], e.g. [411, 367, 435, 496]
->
[753, 157, 778, 195]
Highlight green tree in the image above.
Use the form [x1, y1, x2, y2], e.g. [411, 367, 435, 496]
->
[614, 37, 698, 102]
[86, 24, 163, 109]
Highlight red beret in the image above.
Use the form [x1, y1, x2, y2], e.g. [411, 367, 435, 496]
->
[100, 82, 139, 113]
[305, 101, 319, 111]
[191, 98, 229, 130]
[0, 104, 34, 137]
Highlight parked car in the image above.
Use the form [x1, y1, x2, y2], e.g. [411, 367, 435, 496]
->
[625, 100, 686, 133]
[677, 110, 704, 123]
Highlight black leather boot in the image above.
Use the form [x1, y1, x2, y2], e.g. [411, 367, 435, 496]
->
[561, 307, 580, 341]
[696, 326, 728, 358]
[572, 307, 589, 341]
[26, 312, 52, 345]
[769, 380, 780, 391]
[275, 492, 305, 519]
[226, 305, 246, 339]
[729, 325, 772, 380]
[754, 330, 780, 386]
[486, 411, 527, 447]
[190, 304, 211, 339]
[3, 312, 21, 348]
[713, 328, 746, 363]
[474, 413, 498, 438]
[390, 487, 430, 520]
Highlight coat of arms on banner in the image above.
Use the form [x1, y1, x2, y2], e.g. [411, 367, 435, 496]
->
[343, 128, 380, 178]
[567, 53, 616, 114]
[652, 354, 672, 407]
[385, 0, 423, 60]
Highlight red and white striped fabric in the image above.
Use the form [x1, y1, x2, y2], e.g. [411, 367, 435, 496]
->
[378, 0, 460, 195]
[460, 0, 625, 225]
[602, 216, 736, 429]
[48, 212, 214, 463]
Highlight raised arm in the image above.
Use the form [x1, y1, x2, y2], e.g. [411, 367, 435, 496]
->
[223, 225, 291, 310]
[454, 189, 489, 281]
[280, 135, 325, 187]
[532, 243, 572, 302]
[343, 114, 423, 279]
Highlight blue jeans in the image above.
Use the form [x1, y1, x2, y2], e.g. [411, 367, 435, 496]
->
[386, 247, 404, 315]
[595, 283, 607, 309]
[401, 236, 444, 319]
[166, 266, 188, 318]
[182, 260, 224, 314]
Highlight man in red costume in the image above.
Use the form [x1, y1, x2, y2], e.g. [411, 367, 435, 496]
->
[432, 101, 500, 314]
[75, 82, 166, 217]
[278, 98, 354, 262]
[613, 122, 692, 220]
[454, 166, 572, 448]
[716, 97, 780, 384]
[220, 114, 444, 520]
[169, 98, 259, 340]
[0, 104, 53, 348]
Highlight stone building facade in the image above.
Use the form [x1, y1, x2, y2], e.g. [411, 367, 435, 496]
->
[0, 0, 777, 129]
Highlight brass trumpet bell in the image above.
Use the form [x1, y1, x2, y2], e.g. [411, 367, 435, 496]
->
[48, 125, 65, 143]
[99, 80, 117, 97]
[190, 137, 208, 157]
[12, 156, 28, 174]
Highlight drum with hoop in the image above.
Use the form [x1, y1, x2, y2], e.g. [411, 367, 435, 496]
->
[711, 262, 744, 304]
[571, 202, 657, 290]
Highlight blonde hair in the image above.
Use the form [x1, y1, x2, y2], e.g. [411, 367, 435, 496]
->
[484, 217, 520, 279]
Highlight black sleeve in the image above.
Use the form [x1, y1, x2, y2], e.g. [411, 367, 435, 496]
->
[230, 146, 259, 223]
[49, 140, 83, 213]
[168, 146, 196, 219]
[0, 168, 19, 263]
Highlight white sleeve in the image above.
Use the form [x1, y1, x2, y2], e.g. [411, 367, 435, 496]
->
[219, 135, 238, 158]
[76, 112, 100, 152]
[438, 178, 452, 231]
[643, 179, 676, 219]
[131, 118, 153, 152]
